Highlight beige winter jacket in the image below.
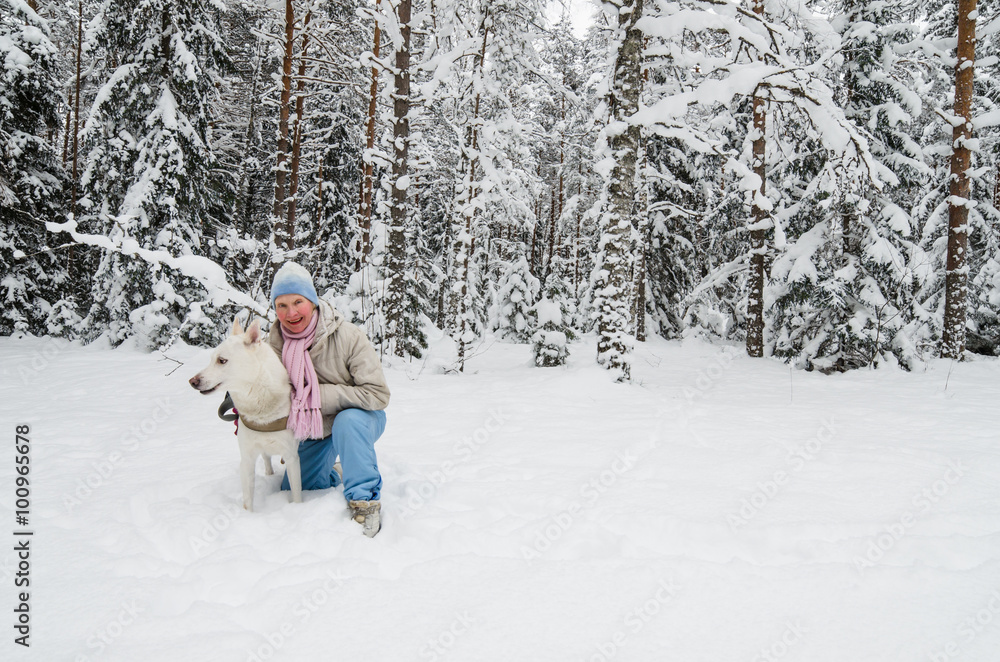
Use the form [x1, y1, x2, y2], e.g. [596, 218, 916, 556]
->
[267, 300, 390, 437]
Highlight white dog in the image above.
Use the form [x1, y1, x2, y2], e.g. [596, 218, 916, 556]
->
[189, 318, 302, 511]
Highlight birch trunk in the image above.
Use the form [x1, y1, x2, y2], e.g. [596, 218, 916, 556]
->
[357, 0, 382, 269]
[71, 0, 83, 216]
[287, 11, 312, 238]
[386, 0, 412, 356]
[594, 0, 643, 381]
[746, 0, 768, 358]
[449, 17, 489, 372]
[273, 0, 295, 250]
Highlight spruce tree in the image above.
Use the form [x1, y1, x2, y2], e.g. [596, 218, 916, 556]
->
[531, 270, 576, 367]
[492, 255, 540, 343]
[79, 0, 232, 349]
[0, 0, 69, 336]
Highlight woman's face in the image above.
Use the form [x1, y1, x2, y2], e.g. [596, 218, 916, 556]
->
[275, 294, 317, 334]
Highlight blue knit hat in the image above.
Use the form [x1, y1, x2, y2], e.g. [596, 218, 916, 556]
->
[270, 262, 319, 308]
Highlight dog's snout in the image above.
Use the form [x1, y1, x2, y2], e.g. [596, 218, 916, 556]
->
[189, 375, 201, 389]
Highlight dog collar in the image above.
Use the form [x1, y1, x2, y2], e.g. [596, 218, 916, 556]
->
[238, 415, 290, 433]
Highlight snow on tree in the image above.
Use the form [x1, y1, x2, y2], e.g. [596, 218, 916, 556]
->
[940, 0, 979, 358]
[0, 0, 69, 336]
[212, 3, 277, 300]
[491, 254, 539, 342]
[78, 0, 233, 349]
[423, 0, 546, 370]
[765, 0, 929, 370]
[531, 270, 576, 367]
[591, 0, 646, 381]
[376, 0, 429, 359]
[912, 0, 999, 360]
[638, 0, 894, 367]
[969, 5, 1000, 355]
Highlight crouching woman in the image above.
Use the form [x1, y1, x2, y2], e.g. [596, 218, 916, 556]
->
[268, 262, 390, 537]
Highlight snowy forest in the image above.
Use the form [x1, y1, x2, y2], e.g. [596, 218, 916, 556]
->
[3, 0, 1000, 378]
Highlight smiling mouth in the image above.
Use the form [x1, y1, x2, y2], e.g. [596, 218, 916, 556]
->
[198, 385, 219, 395]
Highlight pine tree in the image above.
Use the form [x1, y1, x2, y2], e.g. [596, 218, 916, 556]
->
[492, 254, 540, 342]
[215, 2, 276, 300]
[289, 0, 367, 296]
[0, 0, 69, 336]
[941, 0, 979, 358]
[969, 2, 1000, 354]
[638, 0, 895, 366]
[428, 0, 546, 370]
[531, 270, 576, 367]
[79, 0, 232, 349]
[768, 0, 927, 370]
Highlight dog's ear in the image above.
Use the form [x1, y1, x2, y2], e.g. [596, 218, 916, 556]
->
[244, 318, 262, 345]
[231, 317, 244, 336]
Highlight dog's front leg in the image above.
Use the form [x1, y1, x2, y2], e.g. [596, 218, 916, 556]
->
[240, 452, 256, 512]
[284, 451, 303, 504]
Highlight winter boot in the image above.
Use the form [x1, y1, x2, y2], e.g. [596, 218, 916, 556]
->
[349, 500, 381, 538]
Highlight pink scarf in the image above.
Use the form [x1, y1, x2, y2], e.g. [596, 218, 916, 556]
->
[281, 311, 325, 441]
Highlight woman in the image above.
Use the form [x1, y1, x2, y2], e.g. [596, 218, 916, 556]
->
[268, 262, 390, 537]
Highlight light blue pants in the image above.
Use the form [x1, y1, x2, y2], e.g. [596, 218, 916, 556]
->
[281, 408, 386, 501]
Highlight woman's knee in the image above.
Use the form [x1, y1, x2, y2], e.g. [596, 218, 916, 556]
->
[332, 408, 385, 440]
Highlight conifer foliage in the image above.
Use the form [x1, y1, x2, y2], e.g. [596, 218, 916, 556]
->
[2, 0, 999, 373]
[79, 0, 231, 349]
[0, 0, 67, 335]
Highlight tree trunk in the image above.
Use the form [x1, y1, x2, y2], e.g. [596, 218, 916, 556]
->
[387, 0, 412, 357]
[545, 184, 556, 282]
[287, 11, 312, 239]
[317, 159, 324, 224]
[71, 0, 83, 216]
[273, 0, 295, 250]
[594, 0, 643, 381]
[357, 0, 382, 269]
[237, 57, 261, 237]
[746, 0, 768, 358]
[452, 17, 489, 372]
[994, 164, 1000, 211]
[62, 96, 71, 167]
[531, 161, 541, 274]
[632, 56, 650, 342]
[633, 145, 650, 342]
[574, 161, 583, 293]
[941, 0, 977, 359]
[558, 86, 566, 224]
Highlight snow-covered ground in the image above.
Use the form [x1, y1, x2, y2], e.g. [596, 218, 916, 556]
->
[2, 331, 999, 661]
